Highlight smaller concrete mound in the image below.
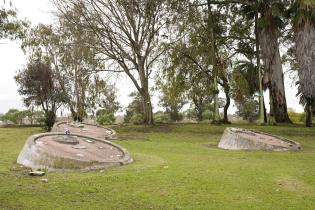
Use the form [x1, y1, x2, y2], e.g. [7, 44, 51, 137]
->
[218, 128, 301, 151]
[52, 121, 116, 140]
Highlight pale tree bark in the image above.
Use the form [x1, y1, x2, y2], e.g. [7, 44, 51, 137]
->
[295, 3, 315, 127]
[260, 6, 291, 124]
[54, 0, 167, 125]
[255, 11, 265, 124]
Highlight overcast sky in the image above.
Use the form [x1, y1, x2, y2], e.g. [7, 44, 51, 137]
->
[0, 0, 304, 115]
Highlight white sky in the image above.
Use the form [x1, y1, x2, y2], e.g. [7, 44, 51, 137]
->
[0, 0, 304, 115]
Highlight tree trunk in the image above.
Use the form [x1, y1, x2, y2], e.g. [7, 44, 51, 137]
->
[223, 91, 230, 124]
[259, 7, 291, 124]
[255, 11, 265, 124]
[141, 90, 153, 125]
[268, 86, 276, 125]
[295, 8, 315, 127]
[305, 100, 313, 127]
[263, 98, 267, 123]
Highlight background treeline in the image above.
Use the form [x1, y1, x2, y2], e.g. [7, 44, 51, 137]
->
[1, 0, 314, 129]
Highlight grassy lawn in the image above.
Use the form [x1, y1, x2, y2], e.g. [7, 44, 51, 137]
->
[0, 124, 315, 210]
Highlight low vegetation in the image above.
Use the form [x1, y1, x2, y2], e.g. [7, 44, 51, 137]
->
[1, 124, 315, 209]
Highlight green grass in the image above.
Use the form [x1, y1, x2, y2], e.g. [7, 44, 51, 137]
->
[0, 124, 315, 209]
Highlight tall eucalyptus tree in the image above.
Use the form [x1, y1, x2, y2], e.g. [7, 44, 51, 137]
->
[54, 0, 169, 125]
[291, 0, 315, 126]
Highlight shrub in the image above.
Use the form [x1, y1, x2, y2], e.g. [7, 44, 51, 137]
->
[44, 111, 56, 131]
[184, 109, 196, 120]
[236, 99, 258, 122]
[288, 111, 306, 124]
[97, 113, 115, 125]
[202, 110, 213, 121]
[130, 113, 143, 125]
[154, 112, 171, 124]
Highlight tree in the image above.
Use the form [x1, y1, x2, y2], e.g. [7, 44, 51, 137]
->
[2, 109, 19, 124]
[15, 61, 66, 130]
[87, 75, 121, 118]
[291, 0, 315, 127]
[236, 97, 259, 122]
[157, 51, 187, 122]
[231, 2, 266, 124]
[258, 0, 292, 123]
[54, 0, 169, 125]
[124, 92, 144, 123]
[0, 4, 27, 41]
[22, 20, 105, 122]
[166, 0, 234, 123]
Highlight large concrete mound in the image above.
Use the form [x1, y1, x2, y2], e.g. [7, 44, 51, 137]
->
[17, 132, 132, 171]
[218, 128, 301, 151]
[52, 121, 116, 140]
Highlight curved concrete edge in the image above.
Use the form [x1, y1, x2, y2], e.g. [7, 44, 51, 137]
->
[17, 132, 133, 171]
[52, 121, 117, 140]
[218, 127, 301, 151]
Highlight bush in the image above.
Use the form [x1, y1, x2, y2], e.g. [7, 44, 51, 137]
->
[44, 111, 56, 131]
[97, 113, 115, 125]
[169, 112, 184, 122]
[130, 113, 143, 125]
[184, 109, 196, 120]
[288, 111, 306, 124]
[236, 99, 258, 122]
[202, 110, 213, 121]
[2, 109, 20, 124]
[154, 112, 171, 124]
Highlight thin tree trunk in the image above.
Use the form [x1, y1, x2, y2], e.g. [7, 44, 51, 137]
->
[223, 91, 230, 124]
[255, 11, 265, 124]
[263, 98, 267, 123]
[305, 100, 313, 127]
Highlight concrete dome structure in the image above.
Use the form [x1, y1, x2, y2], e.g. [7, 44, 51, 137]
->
[52, 121, 116, 140]
[218, 128, 301, 151]
[17, 132, 132, 171]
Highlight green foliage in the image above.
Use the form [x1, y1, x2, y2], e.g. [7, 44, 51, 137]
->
[15, 61, 66, 130]
[153, 112, 171, 124]
[1, 125, 315, 209]
[288, 111, 306, 124]
[236, 98, 259, 122]
[184, 109, 195, 120]
[87, 76, 120, 118]
[2, 109, 19, 124]
[0, 6, 28, 41]
[157, 67, 187, 122]
[124, 92, 143, 123]
[96, 109, 116, 125]
[202, 110, 213, 121]
[96, 113, 115, 125]
[44, 111, 56, 131]
[130, 113, 143, 125]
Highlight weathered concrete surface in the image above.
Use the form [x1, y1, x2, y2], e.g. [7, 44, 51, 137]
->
[52, 121, 117, 140]
[17, 132, 132, 171]
[218, 128, 301, 151]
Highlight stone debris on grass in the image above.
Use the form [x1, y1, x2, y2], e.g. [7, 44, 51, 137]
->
[29, 170, 45, 176]
[40, 178, 48, 183]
